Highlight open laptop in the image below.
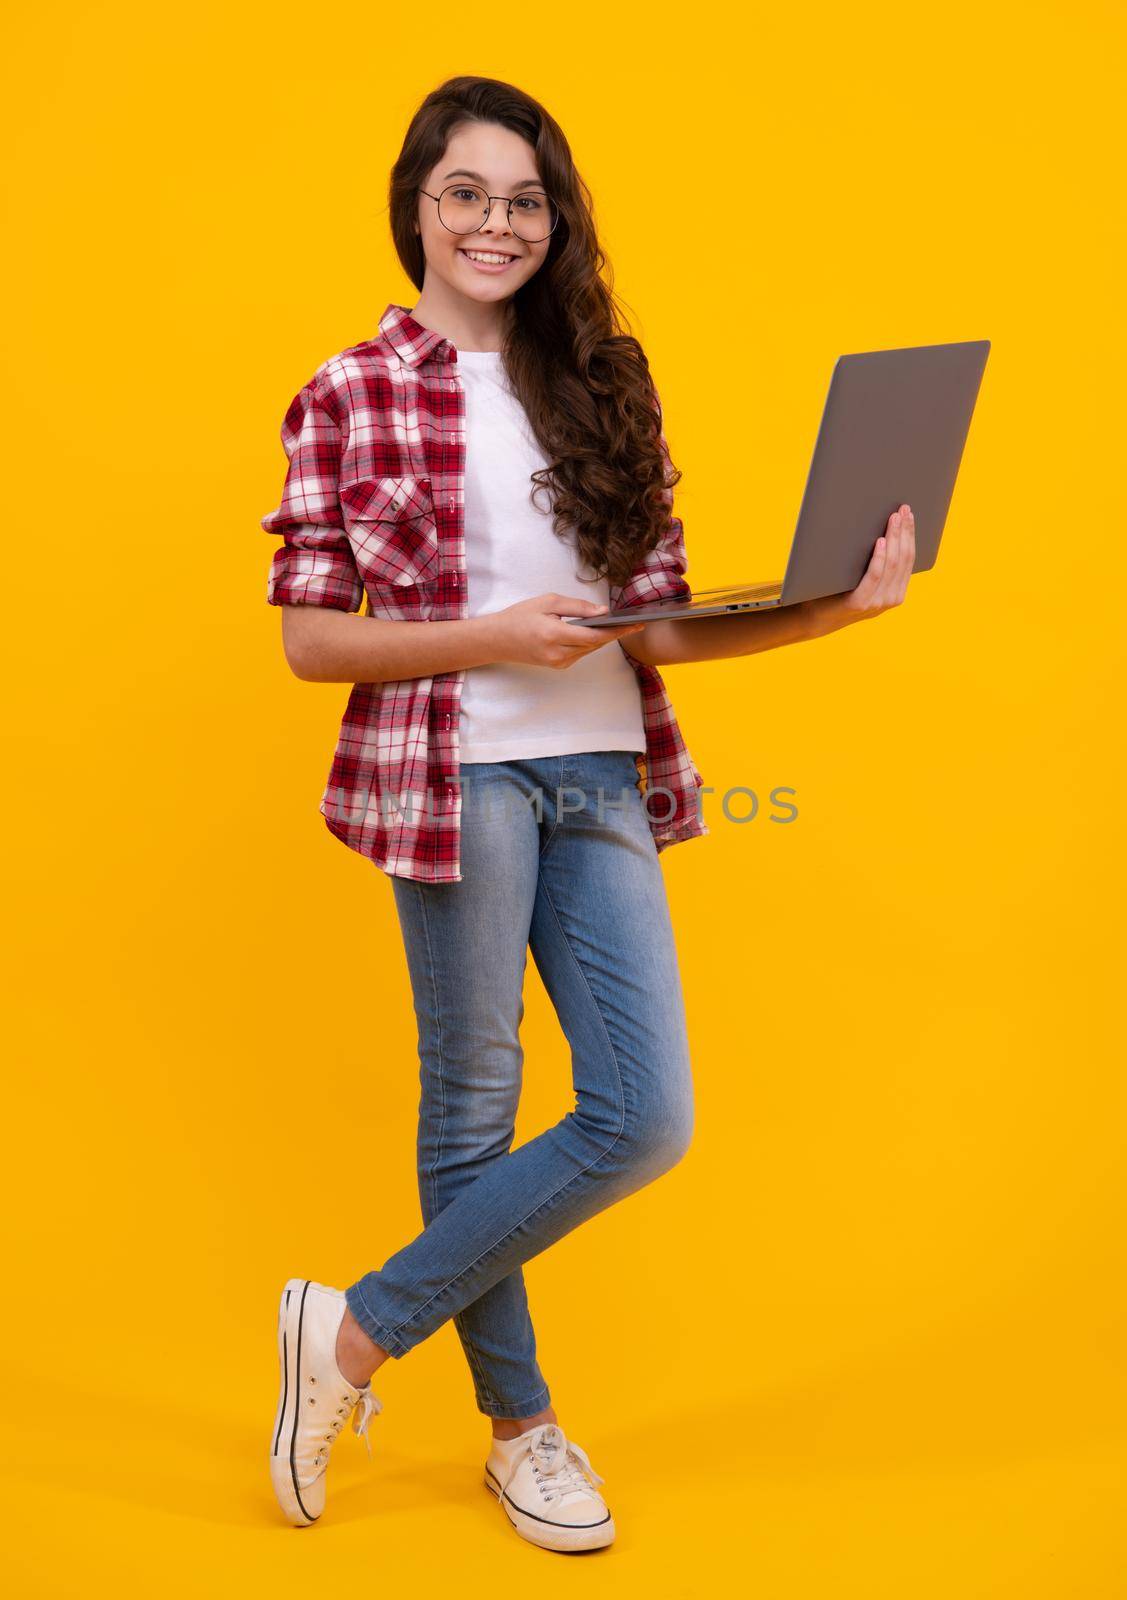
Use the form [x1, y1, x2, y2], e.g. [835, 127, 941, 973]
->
[565, 338, 991, 626]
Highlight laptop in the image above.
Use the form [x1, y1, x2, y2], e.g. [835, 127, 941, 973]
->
[565, 338, 991, 626]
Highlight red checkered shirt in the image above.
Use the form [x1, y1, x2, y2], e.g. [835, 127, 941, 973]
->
[261, 302, 708, 882]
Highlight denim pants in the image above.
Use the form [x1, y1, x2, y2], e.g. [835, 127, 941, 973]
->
[344, 749, 695, 1419]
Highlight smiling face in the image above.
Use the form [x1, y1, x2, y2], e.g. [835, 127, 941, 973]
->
[415, 122, 553, 308]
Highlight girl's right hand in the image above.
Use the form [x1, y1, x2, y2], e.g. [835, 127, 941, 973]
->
[484, 592, 646, 670]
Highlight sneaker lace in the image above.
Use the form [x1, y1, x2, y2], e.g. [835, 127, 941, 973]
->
[529, 1428, 605, 1502]
[350, 1387, 383, 1460]
[312, 1387, 383, 1469]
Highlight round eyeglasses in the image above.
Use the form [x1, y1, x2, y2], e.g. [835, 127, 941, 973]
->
[419, 183, 560, 244]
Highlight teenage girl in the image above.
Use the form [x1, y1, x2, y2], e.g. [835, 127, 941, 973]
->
[262, 76, 915, 1553]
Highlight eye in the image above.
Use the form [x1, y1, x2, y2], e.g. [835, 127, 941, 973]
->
[514, 195, 545, 212]
[452, 188, 480, 202]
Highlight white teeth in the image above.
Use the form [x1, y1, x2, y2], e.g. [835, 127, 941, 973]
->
[461, 250, 515, 265]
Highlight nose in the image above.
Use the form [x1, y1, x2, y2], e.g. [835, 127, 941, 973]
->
[478, 197, 513, 235]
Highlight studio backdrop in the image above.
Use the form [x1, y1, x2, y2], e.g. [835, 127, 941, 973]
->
[2, 3, 1124, 1595]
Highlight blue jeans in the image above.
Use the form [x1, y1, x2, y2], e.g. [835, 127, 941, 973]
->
[344, 750, 695, 1419]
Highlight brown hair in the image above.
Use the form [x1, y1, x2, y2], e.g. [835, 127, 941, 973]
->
[387, 75, 682, 590]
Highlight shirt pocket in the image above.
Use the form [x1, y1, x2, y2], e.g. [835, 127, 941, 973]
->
[340, 474, 441, 587]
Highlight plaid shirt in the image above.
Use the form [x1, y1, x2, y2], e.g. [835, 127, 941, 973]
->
[260, 302, 708, 882]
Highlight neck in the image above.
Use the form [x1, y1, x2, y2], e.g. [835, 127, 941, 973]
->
[409, 279, 512, 353]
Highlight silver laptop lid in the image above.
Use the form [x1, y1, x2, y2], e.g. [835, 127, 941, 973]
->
[779, 339, 991, 606]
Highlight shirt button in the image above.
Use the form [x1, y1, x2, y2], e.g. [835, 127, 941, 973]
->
[442, 714, 452, 729]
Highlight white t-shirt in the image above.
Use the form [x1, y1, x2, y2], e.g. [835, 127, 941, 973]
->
[454, 347, 646, 764]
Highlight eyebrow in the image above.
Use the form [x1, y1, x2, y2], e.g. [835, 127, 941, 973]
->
[442, 168, 544, 192]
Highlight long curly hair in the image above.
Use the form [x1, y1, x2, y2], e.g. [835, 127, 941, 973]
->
[387, 76, 681, 591]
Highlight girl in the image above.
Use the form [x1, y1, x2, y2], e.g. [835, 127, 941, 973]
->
[262, 76, 914, 1552]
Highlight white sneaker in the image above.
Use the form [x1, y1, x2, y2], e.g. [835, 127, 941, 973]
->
[269, 1277, 384, 1526]
[484, 1422, 615, 1552]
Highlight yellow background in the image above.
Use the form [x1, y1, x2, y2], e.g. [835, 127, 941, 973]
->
[3, 1, 1125, 1593]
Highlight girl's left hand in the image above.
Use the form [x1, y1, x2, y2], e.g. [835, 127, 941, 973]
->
[801, 504, 916, 637]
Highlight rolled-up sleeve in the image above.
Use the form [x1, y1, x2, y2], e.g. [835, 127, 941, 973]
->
[260, 377, 364, 612]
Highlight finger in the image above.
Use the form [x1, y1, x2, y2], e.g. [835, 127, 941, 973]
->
[581, 632, 642, 650]
[872, 511, 903, 607]
[549, 594, 607, 617]
[870, 533, 890, 582]
[893, 508, 915, 602]
[548, 624, 607, 651]
[559, 627, 636, 654]
[554, 636, 618, 666]
[889, 506, 913, 602]
[554, 616, 636, 641]
[854, 529, 888, 602]
[874, 511, 900, 576]
[587, 620, 645, 640]
[553, 619, 606, 641]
